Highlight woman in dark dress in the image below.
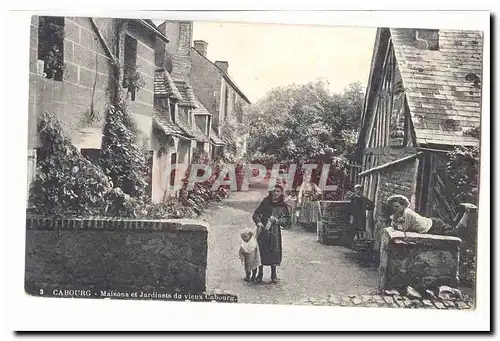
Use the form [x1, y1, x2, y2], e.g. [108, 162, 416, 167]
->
[252, 184, 289, 283]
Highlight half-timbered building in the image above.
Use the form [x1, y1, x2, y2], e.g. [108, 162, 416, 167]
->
[353, 28, 483, 250]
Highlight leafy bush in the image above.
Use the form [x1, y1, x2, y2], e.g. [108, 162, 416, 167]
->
[446, 146, 480, 205]
[99, 105, 149, 199]
[29, 107, 229, 221]
[28, 112, 113, 217]
[446, 146, 480, 288]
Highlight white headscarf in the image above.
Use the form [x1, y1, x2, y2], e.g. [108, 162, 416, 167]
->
[240, 227, 258, 254]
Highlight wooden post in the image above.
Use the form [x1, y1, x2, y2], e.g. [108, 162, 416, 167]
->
[410, 157, 420, 210]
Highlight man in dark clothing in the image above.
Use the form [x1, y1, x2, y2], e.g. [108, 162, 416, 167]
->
[349, 184, 375, 233]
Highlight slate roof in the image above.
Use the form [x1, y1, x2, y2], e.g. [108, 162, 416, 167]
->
[210, 127, 225, 146]
[153, 111, 187, 137]
[390, 28, 483, 146]
[176, 107, 210, 143]
[191, 47, 252, 104]
[176, 114, 196, 139]
[193, 125, 211, 143]
[173, 79, 198, 108]
[193, 97, 212, 116]
[154, 69, 182, 101]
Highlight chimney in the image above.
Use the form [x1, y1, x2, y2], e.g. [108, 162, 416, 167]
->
[414, 29, 439, 51]
[193, 40, 208, 57]
[170, 21, 194, 80]
[215, 61, 229, 73]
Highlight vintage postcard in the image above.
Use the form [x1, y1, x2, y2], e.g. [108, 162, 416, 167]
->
[16, 9, 490, 331]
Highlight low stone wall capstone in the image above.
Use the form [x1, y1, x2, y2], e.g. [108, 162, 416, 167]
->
[25, 216, 209, 295]
[378, 228, 461, 292]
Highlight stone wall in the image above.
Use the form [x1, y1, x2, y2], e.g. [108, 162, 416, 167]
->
[378, 228, 461, 292]
[29, 16, 115, 150]
[370, 148, 418, 250]
[190, 48, 222, 130]
[25, 217, 209, 294]
[316, 201, 352, 246]
[29, 16, 156, 150]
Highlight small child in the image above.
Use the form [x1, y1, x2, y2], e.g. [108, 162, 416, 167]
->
[238, 227, 261, 282]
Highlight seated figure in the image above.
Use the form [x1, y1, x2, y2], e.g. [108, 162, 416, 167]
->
[387, 195, 457, 236]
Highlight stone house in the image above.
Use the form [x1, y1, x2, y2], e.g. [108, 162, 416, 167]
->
[353, 28, 483, 250]
[190, 39, 251, 159]
[151, 20, 254, 201]
[28, 16, 169, 198]
[152, 21, 214, 202]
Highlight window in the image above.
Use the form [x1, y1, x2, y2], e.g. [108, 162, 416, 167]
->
[170, 153, 177, 187]
[224, 86, 229, 119]
[123, 35, 138, 101]
[38, 16, 65, 81]
[414, 29, 439, 51]
[169, 101, 176, 123]
[195, 115, 206, 133]
[158, 147, 166, 158]
[186, 109, 193, 126]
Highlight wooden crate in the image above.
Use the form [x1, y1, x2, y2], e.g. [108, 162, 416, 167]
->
[316, 201, 351, 245]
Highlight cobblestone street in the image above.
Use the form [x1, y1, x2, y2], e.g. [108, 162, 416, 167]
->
[201, 188, 474, 310]
[201, 187, 380, 305]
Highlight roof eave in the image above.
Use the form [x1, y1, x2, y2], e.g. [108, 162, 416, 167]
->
[191, 47, 251, 104]
[136, 19, 169, 43]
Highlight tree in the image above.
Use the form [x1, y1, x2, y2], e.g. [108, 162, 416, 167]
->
[247, 80, 364, 166]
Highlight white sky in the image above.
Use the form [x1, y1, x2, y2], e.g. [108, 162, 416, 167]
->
[191, 21, 377, 102]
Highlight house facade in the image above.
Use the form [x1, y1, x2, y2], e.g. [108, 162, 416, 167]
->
[353, 28, 483, 250]
[150, 20, 252, 202]
[28, 16, 169, 198]
[190, 39, 251, 159]
[152, 21, 215, 202]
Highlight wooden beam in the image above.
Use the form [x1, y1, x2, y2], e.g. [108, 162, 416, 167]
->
[359, 152, 423, 177]
[366, 94, 379, 147]
[89, 18, 119, 67]
[404, 96, 418, 147]
[362, 146, 417, 155]
[409, 157, 420, 210]
[380, 41, 393, 147]
[417, 147, 454, 153]
[386, 48, 396, 146]
[367, 36, 393, 149]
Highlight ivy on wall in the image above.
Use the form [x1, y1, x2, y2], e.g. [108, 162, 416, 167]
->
[28, 112, 113, 217]
[99, 104, 149, 200]
[38, 16, 65, 81]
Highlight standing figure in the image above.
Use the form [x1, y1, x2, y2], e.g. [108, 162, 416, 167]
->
[297, 175, 322, 230]
[252, 184, 289, 283]
[238, 227, 261, 282]
[349, 184, 375, 233]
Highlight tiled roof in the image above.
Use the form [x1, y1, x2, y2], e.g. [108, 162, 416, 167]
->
[193, 97, 212, 116]
[193, 125, 210, 143]
[175, 112, 210, 143]
[191, 47, 252, 104]
[390, 28, 483, 146]
[153, 111, 186, 137]
[173, 79, 198, 108]
[154, 69, 182, 100]
[176, 114, 196, 139]
[210, 127, 225, 146]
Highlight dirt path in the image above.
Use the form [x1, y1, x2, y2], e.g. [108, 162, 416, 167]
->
[201, 188, 379, 305]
